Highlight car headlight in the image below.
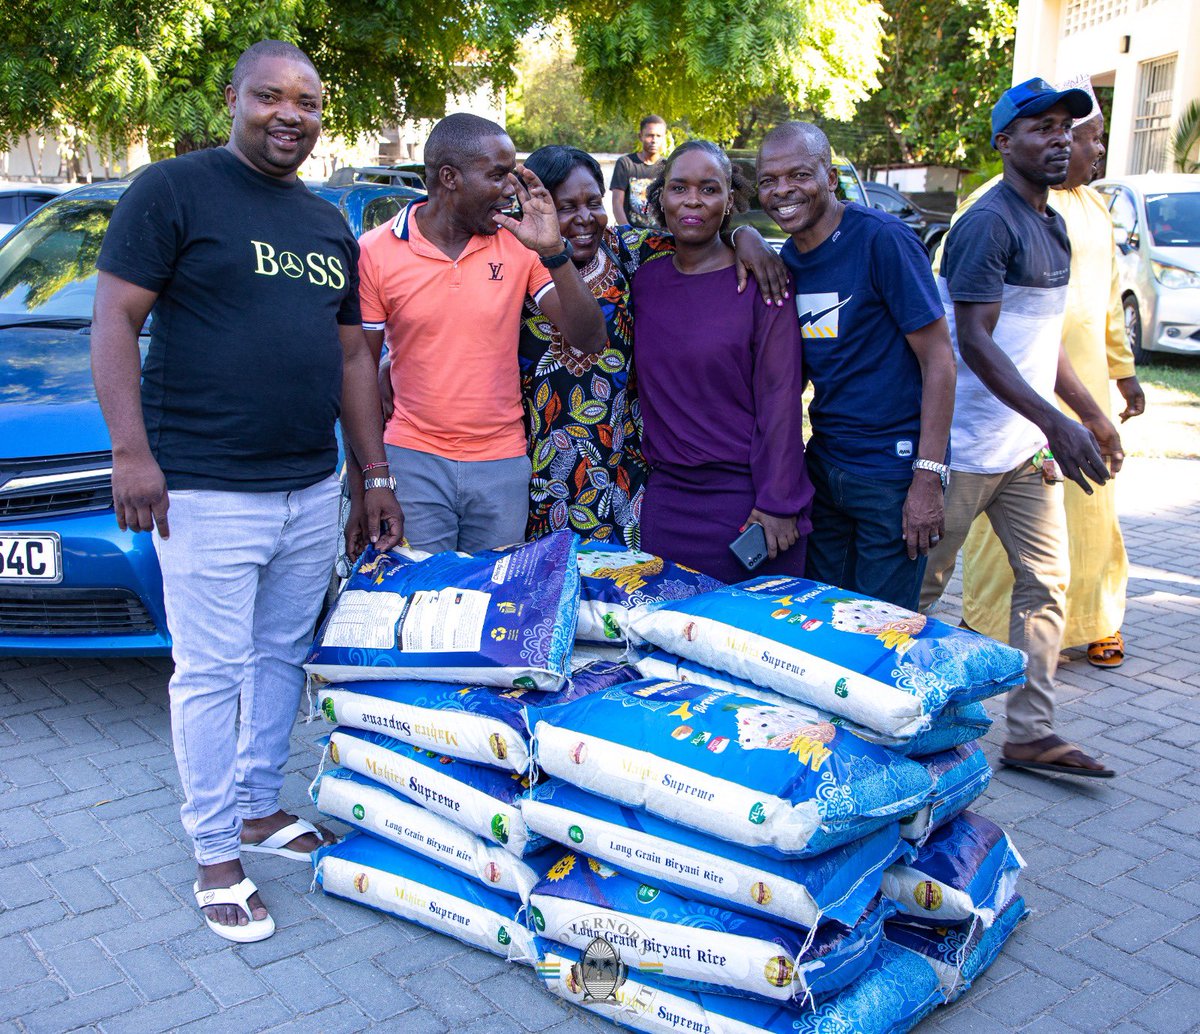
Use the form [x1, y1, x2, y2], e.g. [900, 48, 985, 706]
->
[1151, 261, 1200, 289]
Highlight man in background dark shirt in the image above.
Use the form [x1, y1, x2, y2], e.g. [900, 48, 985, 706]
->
[610, 114, 667, 227]
[91, 40, 400, 941]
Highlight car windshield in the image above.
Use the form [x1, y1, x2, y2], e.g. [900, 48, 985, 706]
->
[1145, 191, 1200, 247]
[0, 196, 115, 320]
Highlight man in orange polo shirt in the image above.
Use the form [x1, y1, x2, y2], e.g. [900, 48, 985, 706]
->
[356, 113, 607, 553]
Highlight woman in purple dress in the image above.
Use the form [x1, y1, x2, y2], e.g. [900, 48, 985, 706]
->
[632, 140, 812, 583]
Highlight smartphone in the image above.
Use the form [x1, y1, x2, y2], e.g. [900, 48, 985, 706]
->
[729, 522, 769, 572]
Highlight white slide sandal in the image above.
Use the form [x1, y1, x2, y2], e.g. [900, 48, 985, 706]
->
[194, 877, 275, 943]
[242, 818, 322, 861]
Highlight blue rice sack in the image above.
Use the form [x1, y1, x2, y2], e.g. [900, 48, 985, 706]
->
[636, 650, 993, 756]
[522, 779, 906, 930]
[626, 578, 1026, 736]
[886, 894, 1027, 1002]
[528, 850, 888, 1005]
[903, 701, 992, 756]
[313, 661, 640, 774]
[314, 831, 536, 960]
[535, 936, 940, 1034]
[324, 727, 545, 857]
[898, 744, 991, 846]
[577, 541, 722, 645]
[311, 767, 548, 900]
[531, 679, 932, 857]
[882, 812, 1024, 926]
[305, 531, 581, 690]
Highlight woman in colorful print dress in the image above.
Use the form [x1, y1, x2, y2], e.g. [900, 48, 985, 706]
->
[519, 145, 786, 548]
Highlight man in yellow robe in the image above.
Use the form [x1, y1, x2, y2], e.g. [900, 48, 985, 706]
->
[938, 80, 1145, 667]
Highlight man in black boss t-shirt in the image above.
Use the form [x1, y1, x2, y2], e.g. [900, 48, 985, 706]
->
[92, 40, 400, 942]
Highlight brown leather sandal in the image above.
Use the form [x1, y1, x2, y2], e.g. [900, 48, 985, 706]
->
[1001, 734, 1115, 778]
[1087, 632, 1124, 668]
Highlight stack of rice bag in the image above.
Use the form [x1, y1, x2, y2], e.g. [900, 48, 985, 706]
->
[302, 540, 1030, 1030]
[568, 575, 1022, 1026]
[304, 532, 592, 960]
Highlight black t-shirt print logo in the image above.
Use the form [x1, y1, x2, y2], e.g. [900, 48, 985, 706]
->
[488, 262, 504, 281]
[251, 239, 347, 288]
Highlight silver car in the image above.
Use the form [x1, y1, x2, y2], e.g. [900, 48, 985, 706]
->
[1092, 174, 1200, 362]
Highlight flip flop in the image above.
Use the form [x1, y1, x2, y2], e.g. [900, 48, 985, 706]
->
[1087, 632, 1125, 668]
[242, 818, 323, 861]
[194, 877, 275, 943]
[1001, 735, 1115, 779]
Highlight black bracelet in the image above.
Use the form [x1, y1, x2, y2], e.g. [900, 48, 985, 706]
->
[539, 238, 574, 269]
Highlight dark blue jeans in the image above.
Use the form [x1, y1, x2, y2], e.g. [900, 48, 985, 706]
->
[804, 451, 926, 610]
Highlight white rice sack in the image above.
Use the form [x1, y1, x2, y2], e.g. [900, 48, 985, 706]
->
[626, 578, 1025, 737]
[312, 661, 640, 774]
[311, 767, 546, 900]
[536, 937, 942, 1034]
[324, 727, 544, 857]
[528, 851, 889, 1004]
[576, 541, 722, 645]
[314, 831, 536, 960]
[882, 812, 1024, 926]
[897, 744, 991, 846]
[305, 532, 580, 690]
[886, 894, 1027, 1002]
[636, 650, 994, 756]
[522, 779, 905, 930]
[531, 679, 932, 857]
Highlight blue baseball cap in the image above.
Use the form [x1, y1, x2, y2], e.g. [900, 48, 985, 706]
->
[991, 77, 1095, 148]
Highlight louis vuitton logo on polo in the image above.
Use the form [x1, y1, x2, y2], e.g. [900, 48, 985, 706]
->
[251, 240, 347, 288]
[488, 262, 504, 281]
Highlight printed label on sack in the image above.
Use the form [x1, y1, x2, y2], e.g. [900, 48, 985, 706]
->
[401, 590, 490, 653]
[914, 880, 943, 911]
[320, 590, 406, 649]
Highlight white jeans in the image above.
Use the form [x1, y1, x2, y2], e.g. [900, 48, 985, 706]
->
[153, 475, 339, 864]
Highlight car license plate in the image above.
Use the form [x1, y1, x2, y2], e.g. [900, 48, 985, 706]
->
[0, 533, 62, 583]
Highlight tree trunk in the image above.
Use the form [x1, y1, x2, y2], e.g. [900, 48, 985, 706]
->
[174, 134, 224, 155]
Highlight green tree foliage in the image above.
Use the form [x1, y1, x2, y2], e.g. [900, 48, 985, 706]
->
[819, 0, 1017, 170]
[0, 0, 544, 154]
[2, 0, 892, 156]
[1172, 99, 1200, 174]
[567, 0, 887, 143]
[506, 26, 631, 153]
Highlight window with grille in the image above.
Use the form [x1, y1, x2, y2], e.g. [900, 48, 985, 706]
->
[1062, 0, 1126, 36]
[1130, 55, 1177, 174]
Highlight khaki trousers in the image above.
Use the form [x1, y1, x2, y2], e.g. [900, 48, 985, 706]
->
[920, 464, 1068, 744]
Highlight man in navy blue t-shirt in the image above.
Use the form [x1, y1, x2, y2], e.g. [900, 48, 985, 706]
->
[756, 122, 956, 609]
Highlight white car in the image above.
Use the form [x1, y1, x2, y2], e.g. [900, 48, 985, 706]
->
[0, 182, 65, 239]
[1092, 174, 1200, 362]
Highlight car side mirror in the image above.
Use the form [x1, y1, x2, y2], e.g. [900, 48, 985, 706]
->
[1114, 228, 1139, 252]
[873, 200, 886, 210]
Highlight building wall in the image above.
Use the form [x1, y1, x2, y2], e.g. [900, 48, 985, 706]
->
[1014, 0, 1200, 175]
[0, 136, 150, 183]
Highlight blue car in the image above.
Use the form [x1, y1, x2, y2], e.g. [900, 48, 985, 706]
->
[0, 178, 419, 655]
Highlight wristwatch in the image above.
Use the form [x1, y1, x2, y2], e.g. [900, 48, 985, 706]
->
[912, 459, 950, 489]
[539, 238, 574, 269]
[363, 476, 397, 492]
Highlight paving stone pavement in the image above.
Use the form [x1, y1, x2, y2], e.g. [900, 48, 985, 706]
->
[0, 457, 1197, 1034]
